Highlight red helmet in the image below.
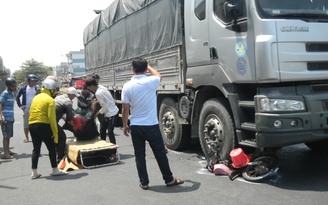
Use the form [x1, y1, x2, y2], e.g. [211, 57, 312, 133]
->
[73, 114, 86, 131]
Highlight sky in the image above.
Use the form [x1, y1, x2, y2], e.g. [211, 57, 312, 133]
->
[0, 0, 114, 74]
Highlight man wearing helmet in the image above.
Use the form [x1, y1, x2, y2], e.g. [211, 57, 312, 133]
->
[28, 77, 68, 179]
[16, 74, 40, 143]
[0, 78, 17, 159]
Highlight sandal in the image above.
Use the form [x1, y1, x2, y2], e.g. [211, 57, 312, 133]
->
[2, 155, 14, 159]
[23, 139, 29, 143]
[51, 170, 69, 176]
[31, 173, 42, 180]
[166, 178, 184, 187]
[9, 151, 17, 155]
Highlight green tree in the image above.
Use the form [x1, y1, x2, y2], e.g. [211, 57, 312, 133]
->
[12, 59, 53, 85]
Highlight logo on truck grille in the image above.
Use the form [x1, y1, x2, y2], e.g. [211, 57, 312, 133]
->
[280, 26, 309, 32]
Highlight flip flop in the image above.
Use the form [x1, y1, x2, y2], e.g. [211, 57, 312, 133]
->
[9, 151, 17, 155]
[23, 139, 29, 143]
[31, 173, 42, 180]
[2, 155, 14, 159]
[166, 178, 184, 187]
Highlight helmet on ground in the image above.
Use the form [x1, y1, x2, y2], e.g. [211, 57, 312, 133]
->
[27, 74, 38, 83]
[73, 114, 86, 131]
[42, 78, 57, 90]
[5, 78, 17, 87]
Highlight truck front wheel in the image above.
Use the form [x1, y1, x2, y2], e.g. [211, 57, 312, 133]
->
[159, 97, 189, 150]
[199, 98, 235, 160]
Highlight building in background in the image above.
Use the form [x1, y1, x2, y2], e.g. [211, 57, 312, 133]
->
[66, 49, 85, 79]
[54, 62, 68, 87]
[55, 49, 85, 87]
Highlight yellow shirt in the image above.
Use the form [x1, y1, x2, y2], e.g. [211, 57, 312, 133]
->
[29, 88, 58, 143]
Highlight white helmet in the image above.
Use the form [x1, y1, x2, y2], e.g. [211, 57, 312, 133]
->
[42, 79, 57, 90]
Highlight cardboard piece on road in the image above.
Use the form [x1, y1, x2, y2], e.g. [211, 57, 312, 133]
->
[65, 138, 120, 169]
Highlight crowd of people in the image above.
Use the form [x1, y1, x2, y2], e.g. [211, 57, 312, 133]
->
[0, 58, 183, 189]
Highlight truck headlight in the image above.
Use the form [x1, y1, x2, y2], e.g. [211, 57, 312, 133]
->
[259, 98, 305, 112]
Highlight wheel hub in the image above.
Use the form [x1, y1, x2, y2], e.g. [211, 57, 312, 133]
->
[203, 115, 224, 150]
[161, 111, 175, 139]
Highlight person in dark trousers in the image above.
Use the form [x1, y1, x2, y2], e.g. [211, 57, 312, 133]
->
[121, 58, 183, 190]
[0, 78, 18, 159]
[55, 87, 78, 162]
[85, 78, 119, 147]
[29, 77, 68, 179]
[16, 74, 40, 143]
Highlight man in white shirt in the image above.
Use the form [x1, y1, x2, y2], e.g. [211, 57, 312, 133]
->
[121, 58, 183, 190]
[85, 78, 119, 145]
[16, 74, 40, 143]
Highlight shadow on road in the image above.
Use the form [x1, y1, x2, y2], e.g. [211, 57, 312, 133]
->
[266, 144, 328, 191]
[44, 172, 89, 181]
[147, 179, 201, 193]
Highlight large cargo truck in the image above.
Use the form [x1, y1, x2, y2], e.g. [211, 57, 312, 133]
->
[84, 0, 328, 160]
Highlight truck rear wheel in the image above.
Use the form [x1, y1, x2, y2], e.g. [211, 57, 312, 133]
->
[159, 98, 189, 150]
[199, 98, 235, 160]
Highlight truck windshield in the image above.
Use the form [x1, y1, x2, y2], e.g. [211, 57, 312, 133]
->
[257, 0, 328, 21]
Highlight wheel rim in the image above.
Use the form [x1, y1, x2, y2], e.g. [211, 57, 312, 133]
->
[203, 114, 224, 152]
[161, 109, 176, 140]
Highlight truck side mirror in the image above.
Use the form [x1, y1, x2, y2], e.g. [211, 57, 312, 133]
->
[224, 0, 243, 18]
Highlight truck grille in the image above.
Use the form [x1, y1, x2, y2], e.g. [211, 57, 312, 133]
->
[307, 62, 328, 71]
[306, 43, 328, 52]
[311, 84, 328, 92]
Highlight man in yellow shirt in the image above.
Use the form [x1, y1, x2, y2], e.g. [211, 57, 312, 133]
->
[29, 77, 68, 179]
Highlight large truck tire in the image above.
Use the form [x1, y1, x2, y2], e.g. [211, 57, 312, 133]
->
[159, 97, 190, 150]
[199, 98, 235, 160]
[305, 139, 328, 152]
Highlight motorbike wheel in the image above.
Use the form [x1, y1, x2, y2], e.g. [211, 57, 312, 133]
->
[242, 155, 278, 182]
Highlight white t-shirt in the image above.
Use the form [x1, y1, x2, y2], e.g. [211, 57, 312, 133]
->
[26, 85, 36, 108]
[121, 75, 160, 126]
[95, 86, 119, 117]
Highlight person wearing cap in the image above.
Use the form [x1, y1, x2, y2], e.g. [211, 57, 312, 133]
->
[16, 74, 40, 143]
[0, 78, 18, 159]
[54, 87, 79, 162]
[29, 77, 68, 179]
[85, 78, 119, 147]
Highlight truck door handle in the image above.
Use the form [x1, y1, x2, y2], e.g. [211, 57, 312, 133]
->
[210, 47, 218, 59]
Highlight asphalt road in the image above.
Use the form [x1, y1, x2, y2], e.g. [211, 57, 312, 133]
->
[1, 104, 328, 205]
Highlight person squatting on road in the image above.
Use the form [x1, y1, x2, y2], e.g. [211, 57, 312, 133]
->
[0, 78, 18, 159]
[55, 87, 78, 162]
[16, 74, 40, 143]
[28, 77, 68, 179]
[121, 58, 184, 190]
[85, 78, 119, 146]
[76, 88, 94, 116]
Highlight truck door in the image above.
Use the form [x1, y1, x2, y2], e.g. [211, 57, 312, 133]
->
[208, 0, 251, 82]
[185, 0, 211, 66]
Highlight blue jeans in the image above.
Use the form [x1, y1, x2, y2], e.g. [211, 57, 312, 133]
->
[130, 125, 174, 185]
